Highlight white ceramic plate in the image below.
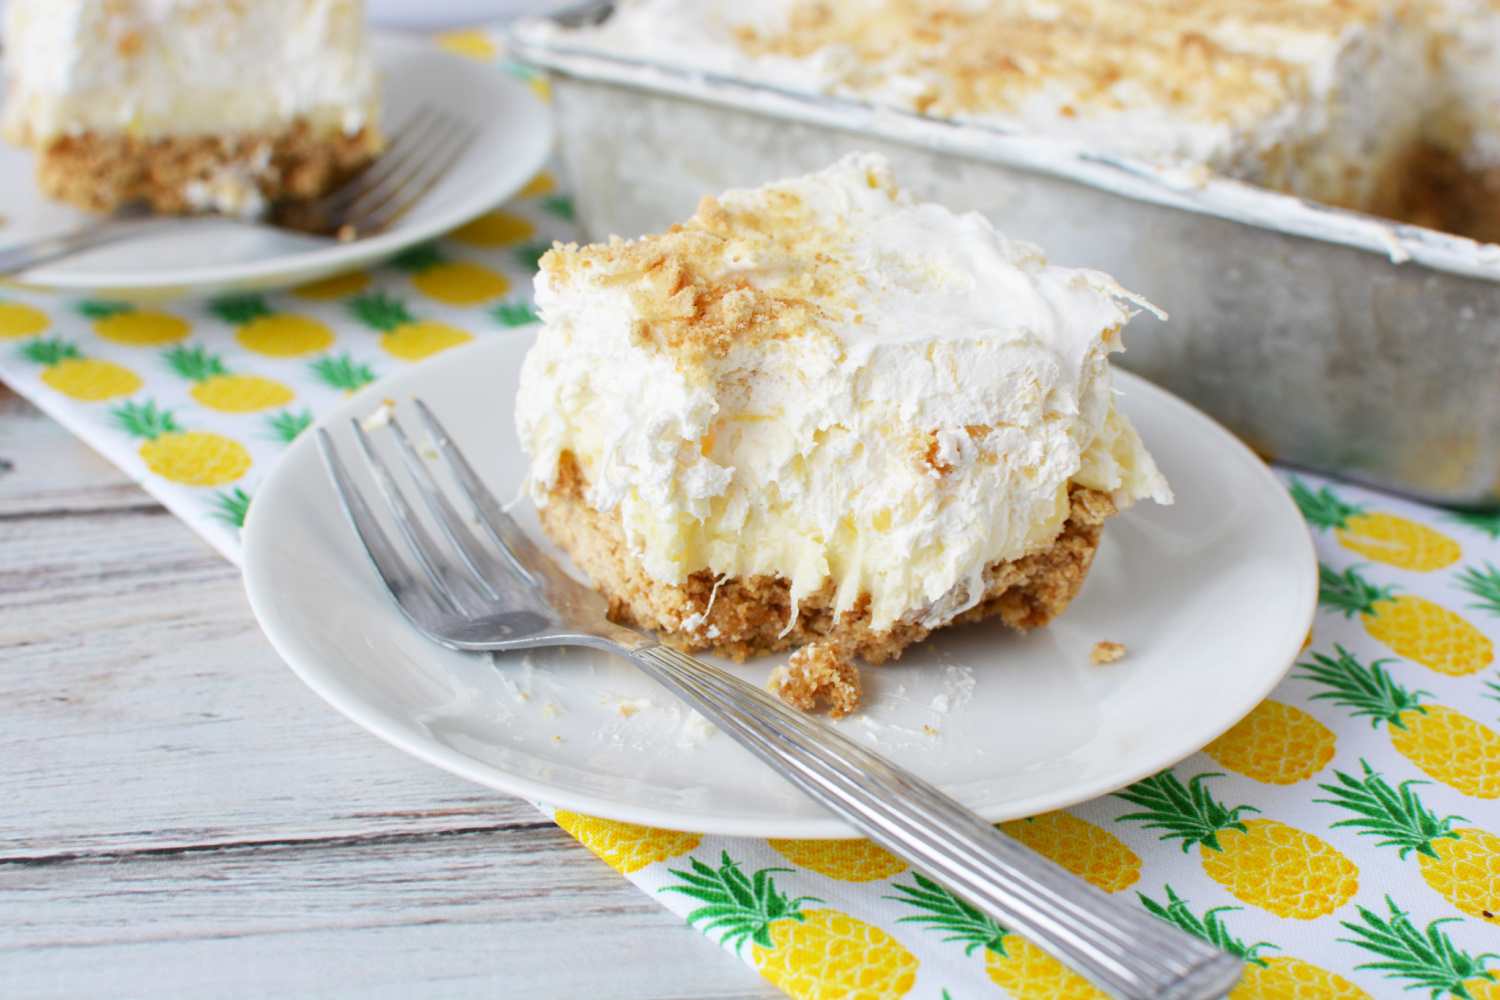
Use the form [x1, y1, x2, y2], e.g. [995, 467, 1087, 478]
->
[0, 34, 552, 296]
[243, 334, 1317, 839]
[368, 0, 560, 29]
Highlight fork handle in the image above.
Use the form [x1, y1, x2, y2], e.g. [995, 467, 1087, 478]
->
[0, 217, 168, 276]
[624, 642, 1242, 1000]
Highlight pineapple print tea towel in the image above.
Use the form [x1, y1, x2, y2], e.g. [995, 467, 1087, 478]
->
[541, 474, 1500, 1000]
[3, 30, 1500, 1000]
[0, 169, 570, 561]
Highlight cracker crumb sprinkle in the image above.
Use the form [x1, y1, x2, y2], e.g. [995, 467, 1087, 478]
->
[1090, 640, 1126, 664]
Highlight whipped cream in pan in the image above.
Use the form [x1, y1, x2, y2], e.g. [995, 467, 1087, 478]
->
[516, 153, 1171, 633]
[539, 0, 1480, 210]
[2, 0, 380, 143]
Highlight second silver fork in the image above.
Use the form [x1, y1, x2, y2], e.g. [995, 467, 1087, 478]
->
[320, 399, 1243, 1000]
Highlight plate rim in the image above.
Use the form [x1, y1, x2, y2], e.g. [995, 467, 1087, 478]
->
[243, 335, 1318, 838]
[8, 33, 553, 293]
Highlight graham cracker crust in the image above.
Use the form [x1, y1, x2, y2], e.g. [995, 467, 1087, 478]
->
[539, 452, 1117, 715]
[29, 121, 382, 214]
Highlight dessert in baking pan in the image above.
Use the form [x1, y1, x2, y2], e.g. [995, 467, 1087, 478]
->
[554, 0, 1500, 239]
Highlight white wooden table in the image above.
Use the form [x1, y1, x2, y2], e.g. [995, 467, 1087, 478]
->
[0, 383, 782, 999]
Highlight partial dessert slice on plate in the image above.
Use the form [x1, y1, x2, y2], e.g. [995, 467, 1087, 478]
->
[2, 0, 383, 217]
[515, 152, 1172, 716]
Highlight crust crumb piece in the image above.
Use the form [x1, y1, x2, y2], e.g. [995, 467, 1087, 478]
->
[1090, 640, 1126, 664]
[767, 642, 862, 719]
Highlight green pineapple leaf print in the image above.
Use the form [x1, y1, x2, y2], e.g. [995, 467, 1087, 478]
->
[540, 193, 575, 221]
[76, 300, 135, 320]
[660, 851, 813, 953]
[1316, 760, 1464, 860]
[1135, 886, 1268, 965]
[265, 409, 313, 444]
[516, 241, 552, 272]
[309, 353, 378, 394]
[1456, 564, 1500, 617]
[209, 487, 252, 527]
[888, 871, 1005, 956]
[1112, 771, 1256, 854]
[209, 293, 274, 326]
[890, 871, 1112, 994]
[1446, 510, 1500, 540]
[1339, 896, 1498, 999]
[390, 242, 444, 272]
[492, 300, 539, 327]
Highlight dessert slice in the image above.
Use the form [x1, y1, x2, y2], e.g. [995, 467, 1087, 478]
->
[2, 0, 383, 217]
[516, 153, 1172, 716]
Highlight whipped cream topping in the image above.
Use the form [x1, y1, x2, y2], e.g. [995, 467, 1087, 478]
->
[537, 0, 1441, 209]
[517, 153, 1171, 633]
[2, 0, 379, 144]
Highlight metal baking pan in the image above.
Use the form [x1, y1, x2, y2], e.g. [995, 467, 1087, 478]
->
[511, 1, 1500, 506]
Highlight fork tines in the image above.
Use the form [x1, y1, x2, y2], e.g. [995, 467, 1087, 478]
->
[315, 105, 479, 241]
[317, 399, 542, 634]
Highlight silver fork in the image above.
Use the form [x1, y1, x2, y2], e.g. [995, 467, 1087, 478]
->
[318, 399, 1243, 1000]
[0, 106, 477, 275]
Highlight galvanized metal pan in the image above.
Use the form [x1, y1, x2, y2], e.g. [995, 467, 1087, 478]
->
[512, 2, 1500, 506]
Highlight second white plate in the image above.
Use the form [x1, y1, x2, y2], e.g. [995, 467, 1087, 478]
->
[243, 334, 1317, 838]
[0, 34, 552, 296]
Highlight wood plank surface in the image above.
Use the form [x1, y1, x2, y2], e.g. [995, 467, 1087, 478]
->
[0, 385, 781, 999]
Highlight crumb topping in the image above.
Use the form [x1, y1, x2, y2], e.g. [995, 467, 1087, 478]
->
[768, 642, 863, 718]
[539, 191, 860, 368]
[1090, 639, 1126, 664]
[733, 0, 1395, 125]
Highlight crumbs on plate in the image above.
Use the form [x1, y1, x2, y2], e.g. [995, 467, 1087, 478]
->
[1090, 640, 1126, 664]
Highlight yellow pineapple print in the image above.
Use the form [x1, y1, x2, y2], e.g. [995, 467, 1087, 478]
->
[1138, 887, 1373, 1000]
[348, 291, 473, 361]
[757, 908, 917, 1000]
[1292, 478, 1461, 570]
[450, 209, 536, 248]
[519, 171, 557, 199]
[767, 839, 908, 882]
[998, 811, 1141, 893]
[20, 337, 141, 401]
[891, 872, 1106, 1000]
[1320, 564, 1492, 676]
[110, 400, 250, 487]
[78, 300, 190, 346]
[667, 851, 917, 1000]
[1203, 699, 1336, 784]
[1300, 646, 1500, 798]
[164, 345, 295, 413]
[293, 270, 371, 300]
[433, 28, 498, 60]
[1115, 770, 1358, 918]
[0, 301, 49, 338]
[211, 294, 335, 357]
[554, 810, 699, 874]
[392, 243, 509, 307]
[1318, 760, 1499, 921]
[1235, 956, 1373, 1000]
